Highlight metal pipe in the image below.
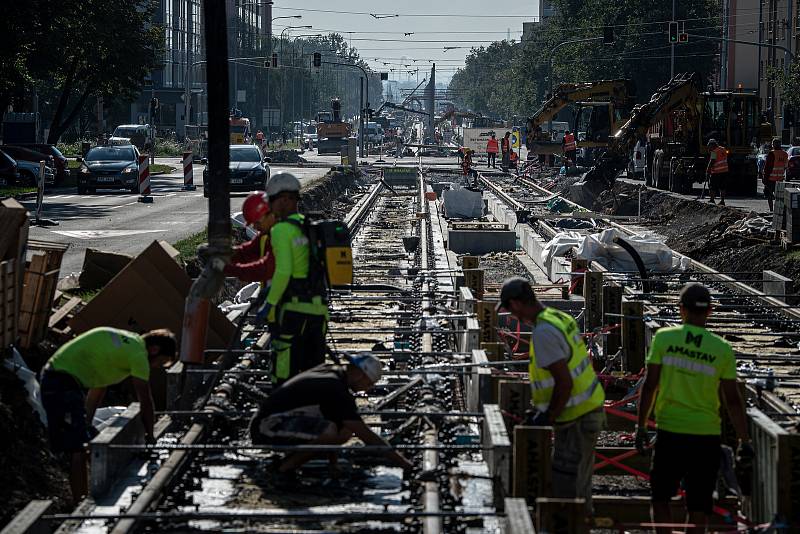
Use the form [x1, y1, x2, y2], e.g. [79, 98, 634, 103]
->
[49, 511, 501, 522]
[107, 443, 482, 452]
[422, 427, 442, 534]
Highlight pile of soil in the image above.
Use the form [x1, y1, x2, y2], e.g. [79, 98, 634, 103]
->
[265, 150, 307, 164]
[0, 364, 71, 525]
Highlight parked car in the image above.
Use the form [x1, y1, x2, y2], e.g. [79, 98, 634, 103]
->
[0, 149, 20, 185]
[756, 142, 792, 179]
[202, 144, 271, 197]
[77, 145, 140, 194]
[9, 143, 68, 183]
[0, 145, 56, 185]
[786, 146, 800, 180]
[628, 140, 646, 179]
[109, 124, 154, 150]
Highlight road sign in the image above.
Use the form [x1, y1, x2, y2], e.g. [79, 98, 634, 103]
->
[511, 129, 521, 149]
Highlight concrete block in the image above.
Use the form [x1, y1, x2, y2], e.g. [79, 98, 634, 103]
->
[764, 270, 791, 302]
[504, 498, 535, 533]
[468, 349, 493, 412]
[443, 188, 484, 218]
[482, 404, 512, 498]
[90, 403, 144, 498]
[0, 500, 53, 534]
[448, 230, 516, 254]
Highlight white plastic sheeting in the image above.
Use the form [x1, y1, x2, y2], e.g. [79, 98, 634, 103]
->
[3, 348, 47, 425]
[231, 211, 257, 240]
[576, 229, 689, 272]
[541, 228, 688, 274]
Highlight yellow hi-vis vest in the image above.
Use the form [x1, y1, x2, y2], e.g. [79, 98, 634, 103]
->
[529, 307, 605, 422]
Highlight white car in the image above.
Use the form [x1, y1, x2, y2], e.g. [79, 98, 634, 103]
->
[628, 140, 646, 179]
[303, 132, 318, 148]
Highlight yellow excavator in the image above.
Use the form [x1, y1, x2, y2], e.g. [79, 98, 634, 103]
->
[525, 79, 636, 160]
[584, 72, 772, 195]
[316, 98, 353, 155]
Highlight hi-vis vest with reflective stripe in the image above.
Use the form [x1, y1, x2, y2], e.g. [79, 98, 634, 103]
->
[770, 149, 788, 181]
[711, 146, 729, 174]
[563, 133, 577, 152]
[529, 308, 605, 422]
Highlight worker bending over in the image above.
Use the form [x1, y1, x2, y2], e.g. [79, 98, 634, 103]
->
[499, 277, 606, 512]
[40, 327, 176, 503]
[637, 283, 752, 534]
[224, 191, 276, 284]
[262, 172, 328, 384]
[763, 138, 788, 212]
[461, 148, 474, 177]
[250, 354, 413, 481]
[706, 139, 729, 206]
[486, 133, 499, 168]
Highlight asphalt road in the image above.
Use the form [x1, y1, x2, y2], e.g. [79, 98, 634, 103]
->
[23, 159, 332, 277]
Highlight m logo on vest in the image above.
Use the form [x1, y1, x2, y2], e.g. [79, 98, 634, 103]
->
[685, 332, 703, 348]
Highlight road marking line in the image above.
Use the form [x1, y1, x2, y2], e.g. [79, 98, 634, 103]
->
[52, 229, 165, 239]
[110, 201, 139, 210]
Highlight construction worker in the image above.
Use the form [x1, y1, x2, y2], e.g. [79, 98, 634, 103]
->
[461, 148, 474, 177]
[262, 172, 328, 384]
[706, 139, 729, 206]
[224, 191, 276, 284]
[509, 149, 519, 170]
[498, 277, 606, 511]
[501, 131, 512, 170]
[40, 327, 176, 503]
[256, 129, 265, 149]
[486, 133, 499, 168]
[636, 283, 752, 534]
[562, 130, 577, 166]
[250, 354, 413, 482]
[763, 138, 788, 212]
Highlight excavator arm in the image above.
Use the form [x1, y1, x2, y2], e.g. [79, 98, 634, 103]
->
[376, 101, 430, 117]
[584, 72, 702, 185]
[526, 79, 634, 147]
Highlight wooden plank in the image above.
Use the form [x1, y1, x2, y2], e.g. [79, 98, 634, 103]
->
[481, 341, 505, 362]
[498, 379, 530, 434]
[49, 297, 82, 328]
[621, 300, 646, 372]
[592, 495, 738, 528]
[602, 283, 623, 356]
[461, 255, 480, 269]
[476, 300, 498, 343]
[583, 271, 603, 331]
[535, 498, 588, 534]
[464, 269, 485, 299]
[512, 426, 552, 504]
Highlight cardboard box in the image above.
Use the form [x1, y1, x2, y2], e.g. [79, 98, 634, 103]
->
[70, 240, 234, 349]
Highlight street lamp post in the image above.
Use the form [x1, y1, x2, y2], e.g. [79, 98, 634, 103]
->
[266, 15, 301, 138]
[279, 25, 312, 140]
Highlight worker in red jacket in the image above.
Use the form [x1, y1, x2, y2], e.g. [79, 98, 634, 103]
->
[224, 191, 276, 285]
[763, 138, 788, 212]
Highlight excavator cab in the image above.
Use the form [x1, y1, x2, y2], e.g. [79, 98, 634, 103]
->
[700, 93, 762, 152]
[574, 103, 613, 144]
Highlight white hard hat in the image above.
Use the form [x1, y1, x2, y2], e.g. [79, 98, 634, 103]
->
[348, 354, 382, 383]
[266, 172, 301, 198]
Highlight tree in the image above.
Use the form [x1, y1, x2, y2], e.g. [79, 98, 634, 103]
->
[27, 0, 162, 143]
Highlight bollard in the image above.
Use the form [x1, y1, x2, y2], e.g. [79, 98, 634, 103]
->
[182, 151, 196, 191]
[138, 154, 153, 203]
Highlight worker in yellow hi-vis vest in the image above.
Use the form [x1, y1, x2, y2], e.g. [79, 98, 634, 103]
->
[498, 277, 606, 512]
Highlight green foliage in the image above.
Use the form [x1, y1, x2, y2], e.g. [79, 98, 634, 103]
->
[154, 139, 185, 157]
[448, 0, 720, 118]
[173, 229, 208, 263]
[767, 63, 800, 110]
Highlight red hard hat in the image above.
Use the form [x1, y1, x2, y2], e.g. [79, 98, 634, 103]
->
[242, 191, 270, 224]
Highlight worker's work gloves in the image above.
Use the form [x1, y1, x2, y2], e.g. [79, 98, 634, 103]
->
[524, 409, 552, 426]
[635, 425, 650, 455]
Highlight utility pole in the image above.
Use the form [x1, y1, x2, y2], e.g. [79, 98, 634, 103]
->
[360, 77, 365, 157]
[720, 0, 728, 88]
[670, 0, 676, 78]
[184, 0, 193, 137]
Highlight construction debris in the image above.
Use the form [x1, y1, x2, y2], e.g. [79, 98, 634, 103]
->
[78, 249, 132, 290]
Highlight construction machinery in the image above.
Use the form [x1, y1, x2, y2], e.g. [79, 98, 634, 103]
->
[584, 72, 772, 195]
[316, 98, 353, 155]
[525, 79, 636, 160]
[229, 110, 251, 144]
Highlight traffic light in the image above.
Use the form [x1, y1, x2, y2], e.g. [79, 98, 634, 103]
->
[380, 72, 389, 80]
[313, 52, 321, 68]
[679, 32, 688, 43]
[668, 22, 679, 43]
[271, 52, 278, 68]
[603, 25, 614, 45]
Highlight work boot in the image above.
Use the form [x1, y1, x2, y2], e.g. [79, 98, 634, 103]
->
[708, 198, 716, 204]
[719, 199, 726, 206]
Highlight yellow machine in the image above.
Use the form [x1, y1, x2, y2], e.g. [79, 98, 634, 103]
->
[316, 99, 353, 155]
[230, 114, 251, 144]
[586, 72, 773, 195]
[525, 79, 635, 157]
[313, 219, 353, 287]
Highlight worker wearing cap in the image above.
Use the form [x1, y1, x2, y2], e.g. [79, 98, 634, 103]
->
[763, 138, 788, 212]
[498, 277, 606, 511]
[249, 354, 413, 479]
[40, 327, 177, 503]
[262, 172, 328, 384]
[706, 139, 729, 206]
[637, 283, 752, 534]
[486, 133, 499, 168]
[223, 191, 276, 285]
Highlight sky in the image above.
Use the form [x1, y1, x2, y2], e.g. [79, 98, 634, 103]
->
[271, 1, 539, 85]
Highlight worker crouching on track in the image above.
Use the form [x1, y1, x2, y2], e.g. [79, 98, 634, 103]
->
[224, 191, 276, 284]
[498, 277, 606, 512]
[40, 327, 177, 503]
[249, 354, 413, 482]
[763, 138, 788, 212]
[461, 148, 474, 177]
[706, 139, 729, 206]
[636, 283, 752, 534]
[261, 172, 329, 384]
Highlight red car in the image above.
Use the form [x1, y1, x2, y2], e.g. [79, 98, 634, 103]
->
[787, 146, 800, 181]
[9, 144, 69, 183]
